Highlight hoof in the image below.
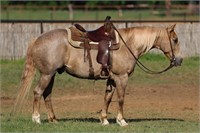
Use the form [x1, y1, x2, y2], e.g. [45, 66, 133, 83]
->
[116, 119, 128, 127]
[100, 117, 109, 126]
[49, 118, 58, 123]
[32, 114, 41, 124]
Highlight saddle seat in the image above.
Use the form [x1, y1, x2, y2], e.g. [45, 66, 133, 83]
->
[67, 26, 119, 50]
[74, 24, 112, 42]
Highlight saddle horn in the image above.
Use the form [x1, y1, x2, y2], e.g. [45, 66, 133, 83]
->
[105, 16, 111, 21]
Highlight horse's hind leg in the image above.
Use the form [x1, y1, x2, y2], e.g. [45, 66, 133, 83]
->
[100, 78, 116, 125]
[43, 74, 57, 123]
[32, 73, 54, 124]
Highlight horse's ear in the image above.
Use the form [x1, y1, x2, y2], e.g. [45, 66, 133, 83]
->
[168, 24, 176, 32]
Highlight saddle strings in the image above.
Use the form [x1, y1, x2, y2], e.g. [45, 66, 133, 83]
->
[111, 23, 175, 74]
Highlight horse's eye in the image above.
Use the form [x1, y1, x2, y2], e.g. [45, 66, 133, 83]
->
[173, 38, 178, 43]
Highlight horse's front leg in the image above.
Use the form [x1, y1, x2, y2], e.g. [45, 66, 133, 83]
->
[100, 78, 116, 125]
[115, 74, 128, 126]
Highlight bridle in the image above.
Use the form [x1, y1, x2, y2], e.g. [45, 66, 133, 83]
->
[111, 23, 176, 74]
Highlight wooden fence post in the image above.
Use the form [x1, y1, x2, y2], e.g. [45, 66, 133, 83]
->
[68, 4, 73, 20]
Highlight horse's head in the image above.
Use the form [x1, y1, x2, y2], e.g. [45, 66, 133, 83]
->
[158, 24, 183, 66]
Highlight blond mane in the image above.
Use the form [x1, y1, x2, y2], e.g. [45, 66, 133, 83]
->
[124, 26, 161, 55]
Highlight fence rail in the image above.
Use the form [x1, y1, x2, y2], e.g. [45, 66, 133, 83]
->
[0, 20, 199, 60]
[2, 4, 199, 10]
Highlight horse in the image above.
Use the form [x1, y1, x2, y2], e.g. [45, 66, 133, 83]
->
[13, 24, 182, 126]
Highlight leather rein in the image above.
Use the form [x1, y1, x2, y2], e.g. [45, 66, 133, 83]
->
[111, 23, 175, 74]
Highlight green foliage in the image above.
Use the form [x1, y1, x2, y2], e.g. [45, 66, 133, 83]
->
[1, 1, 69, 6]
[1, 0, 9, 5]
[1, 1, 191, 6]
[86, 1, 126, 5]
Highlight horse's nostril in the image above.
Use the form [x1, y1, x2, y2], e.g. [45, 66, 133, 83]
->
[175, 57, 183, 66]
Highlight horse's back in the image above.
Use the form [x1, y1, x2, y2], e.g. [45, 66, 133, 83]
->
[31, 29, 69, 74]
[35, 29, 68, 45]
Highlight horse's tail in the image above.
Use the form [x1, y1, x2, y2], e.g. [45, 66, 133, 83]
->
[11, 39, 36, 116]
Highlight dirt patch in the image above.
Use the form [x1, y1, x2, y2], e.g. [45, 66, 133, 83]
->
[1, 83, 199, 122]
[45, 83, 199, 121]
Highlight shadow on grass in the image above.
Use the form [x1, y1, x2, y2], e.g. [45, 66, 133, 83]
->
[43, 117, 184, 123]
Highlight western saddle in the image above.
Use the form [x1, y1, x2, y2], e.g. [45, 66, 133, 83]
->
[69, 16, 119, 78]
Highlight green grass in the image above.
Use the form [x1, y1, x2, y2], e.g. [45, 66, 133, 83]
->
[1, 9, 199, 21]
[1, 54, 199, 132]
[1, 54, 199, 97]
[1, 116, 199, 132]
[1, 54, 199, 92]
[129, 54, 199, 87]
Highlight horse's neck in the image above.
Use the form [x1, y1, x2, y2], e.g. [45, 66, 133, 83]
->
[120, 27, 160, 57]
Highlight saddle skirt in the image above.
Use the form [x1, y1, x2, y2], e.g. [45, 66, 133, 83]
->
[66, 26, 120, 50]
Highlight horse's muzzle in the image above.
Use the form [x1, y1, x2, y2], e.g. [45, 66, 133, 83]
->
[173, 57, 183, 66]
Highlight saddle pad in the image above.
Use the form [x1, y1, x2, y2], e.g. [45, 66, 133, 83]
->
[66, 27, 120, 49]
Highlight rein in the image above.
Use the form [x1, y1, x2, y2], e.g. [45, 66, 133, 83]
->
[111, 23, 175, 74]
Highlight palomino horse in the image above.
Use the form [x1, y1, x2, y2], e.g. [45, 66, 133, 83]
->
[13, 24, 182, 126]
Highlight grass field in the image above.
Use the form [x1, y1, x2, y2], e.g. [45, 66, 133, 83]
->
[1, 54, 199, 132]
[1, 9, 199, 21]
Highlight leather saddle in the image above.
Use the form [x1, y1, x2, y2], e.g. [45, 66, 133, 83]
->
[67, 16, 119, 50]
[74, 24, 112, 42]
[67, 16, 119, 78]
